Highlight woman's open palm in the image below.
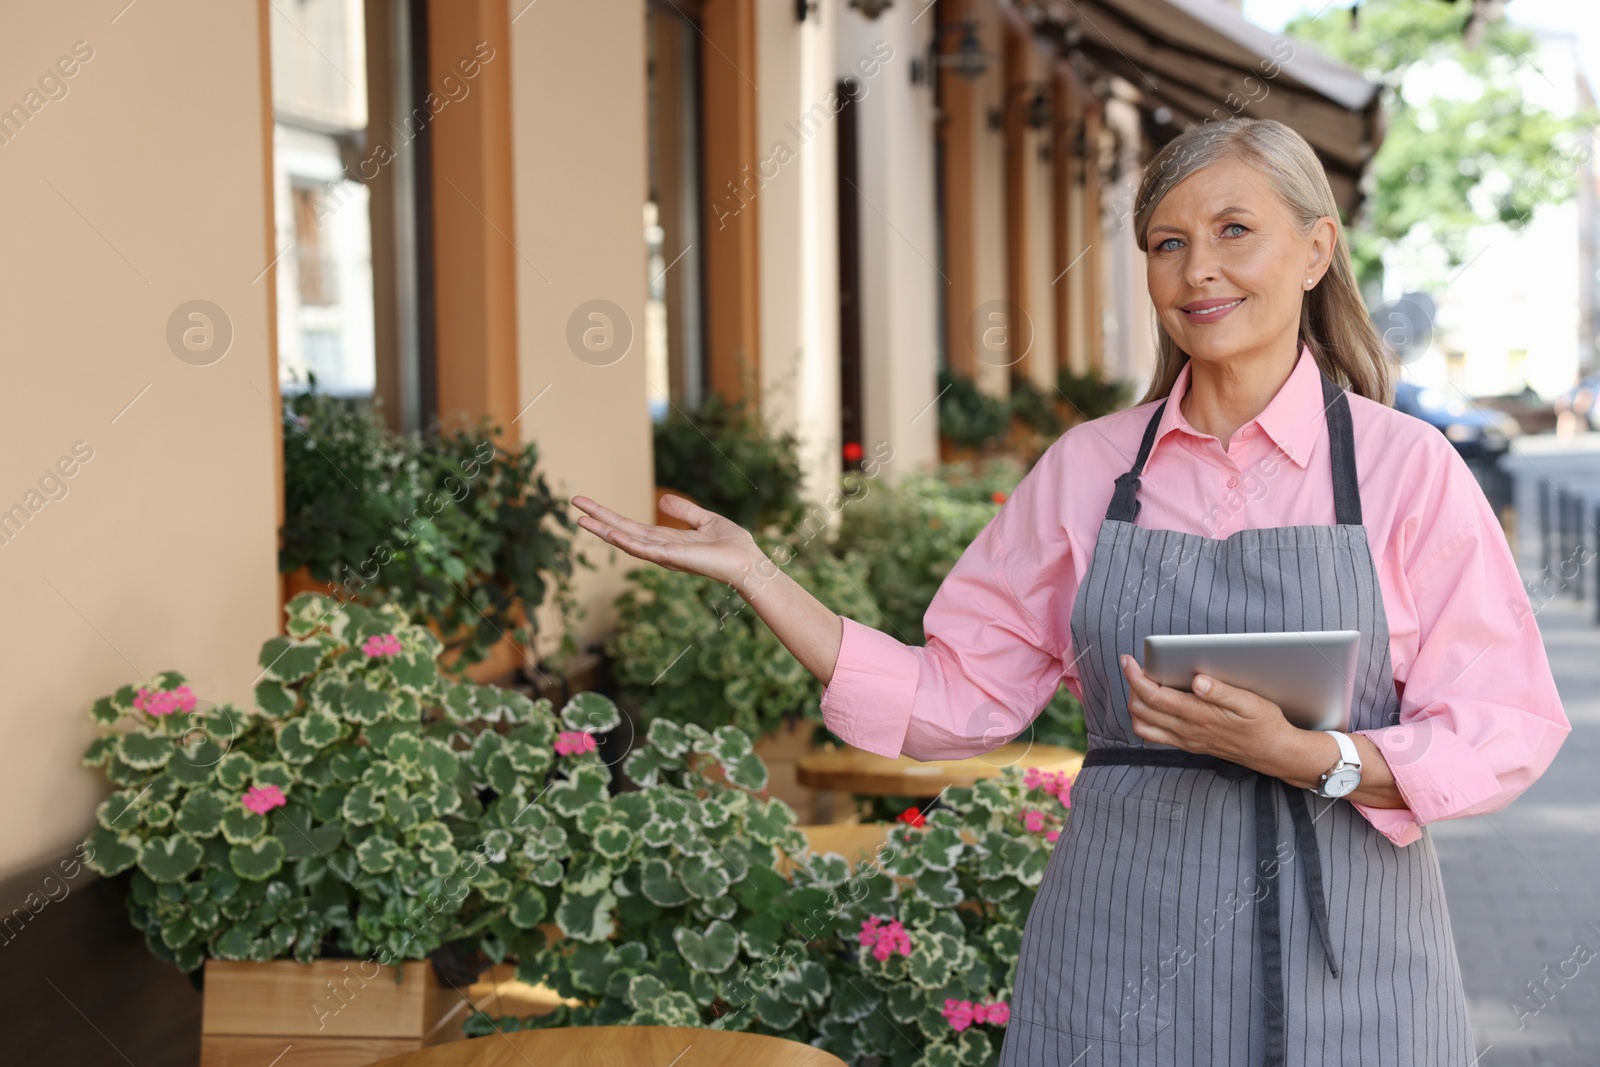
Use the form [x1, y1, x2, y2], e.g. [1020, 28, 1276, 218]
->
[570, 493, 760, 587]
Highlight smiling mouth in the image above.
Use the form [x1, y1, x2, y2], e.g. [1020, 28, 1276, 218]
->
[1182, 298, 1245, 319]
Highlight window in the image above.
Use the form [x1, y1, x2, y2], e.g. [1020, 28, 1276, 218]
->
[645, 0, 708, 421]
[267, 0, 433, 425]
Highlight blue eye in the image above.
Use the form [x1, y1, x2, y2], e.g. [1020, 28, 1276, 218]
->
[1222, 222, 1248, 236]
[1155, 237, 1181, 252]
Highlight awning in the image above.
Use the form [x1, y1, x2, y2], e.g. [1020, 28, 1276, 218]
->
[1027, 0, 1384, 215]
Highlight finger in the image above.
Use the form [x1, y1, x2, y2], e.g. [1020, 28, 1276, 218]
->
[1119, 654, 1170, 705]
[571, 495, 668, 542]
[588, 522, 693, 569]
[656, 492, 715, 529]
[1129, 691, 1183, 732]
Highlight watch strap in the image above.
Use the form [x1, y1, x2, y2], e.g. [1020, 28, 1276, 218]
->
[1328, 730, 1360, 770]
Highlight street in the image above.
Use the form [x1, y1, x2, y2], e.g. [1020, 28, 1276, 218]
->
[1435, 592, 1600, 1066]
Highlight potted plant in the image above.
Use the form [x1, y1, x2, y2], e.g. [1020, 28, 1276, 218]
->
[937, 370, 1013, 464]
[602, 540, 881, 822]
[76, 593, 602, 1064]
[1055, 366, 1134, 427]
[652, 390, 808, 537]
[279, 387, 586, 685]
[459, 714, 842, 1038]
[461, 737, 1078, 1067]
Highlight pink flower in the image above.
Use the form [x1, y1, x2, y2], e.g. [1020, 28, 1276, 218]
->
[242, 784, 287, 815]
[361, 633, 402, 658]
[943, 999, 976, 1031]
[859, 916, 913, 962]
[134, 684, 197, 717]
[943, 997, 1009, 1030]
[1023, 766, 1073, 808]
[1045, 829, 1060, 843]
[553, 730, 597, 756]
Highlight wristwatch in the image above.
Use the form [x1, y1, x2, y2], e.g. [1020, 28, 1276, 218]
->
[1310, 730, 1363, 799]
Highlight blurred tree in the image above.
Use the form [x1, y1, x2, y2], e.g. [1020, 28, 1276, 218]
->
[1288, 0, 1596, 289]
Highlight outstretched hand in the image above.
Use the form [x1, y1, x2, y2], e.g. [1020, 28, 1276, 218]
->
[570, 493, 764, 589]
[1118, 653, 1296, 763]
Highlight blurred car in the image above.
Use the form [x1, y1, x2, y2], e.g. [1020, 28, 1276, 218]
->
[1392, 381, 1520, 460]
[1555, 374, 1600, 431]
[1473, 384, 1558, 435]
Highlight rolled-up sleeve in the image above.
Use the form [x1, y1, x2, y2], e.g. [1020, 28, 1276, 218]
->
[818, 461, 1077, 761]
[1351, 457, 1572, 848]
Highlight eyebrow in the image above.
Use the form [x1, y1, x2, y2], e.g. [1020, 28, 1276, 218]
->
[1148, 206, 1256, 236]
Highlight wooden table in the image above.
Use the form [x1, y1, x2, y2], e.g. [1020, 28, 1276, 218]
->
[363, 1025, 847, 1066]
[796, 742, 1082, 797]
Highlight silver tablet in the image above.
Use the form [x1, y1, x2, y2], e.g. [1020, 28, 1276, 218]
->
[1142, 630, 1360, 732]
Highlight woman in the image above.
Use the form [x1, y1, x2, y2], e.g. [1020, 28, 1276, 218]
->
[571, 118, 1571, 1066]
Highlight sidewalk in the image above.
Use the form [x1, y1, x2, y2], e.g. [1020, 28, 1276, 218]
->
[1433, 593, 1600, 1066]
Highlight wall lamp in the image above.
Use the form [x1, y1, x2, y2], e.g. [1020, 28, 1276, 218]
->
[849, 0, 895, 18]
[988, 81, 1052, 131]
[910, 18, 993, 85]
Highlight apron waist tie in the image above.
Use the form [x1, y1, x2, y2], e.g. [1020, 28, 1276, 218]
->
[1079, 745, 1341, 1067]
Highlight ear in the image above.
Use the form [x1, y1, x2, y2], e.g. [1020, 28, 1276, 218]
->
[1306, 215, 1338, 282]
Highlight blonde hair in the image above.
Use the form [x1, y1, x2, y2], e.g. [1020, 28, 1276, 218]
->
[1131, 118, 1393, 406]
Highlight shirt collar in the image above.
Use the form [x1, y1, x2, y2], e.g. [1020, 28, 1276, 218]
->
[1151, 341, 1322, 470]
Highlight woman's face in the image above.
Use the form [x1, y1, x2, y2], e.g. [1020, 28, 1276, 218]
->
[1145, 157, 1330, 368]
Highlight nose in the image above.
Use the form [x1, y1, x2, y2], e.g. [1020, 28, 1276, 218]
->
[1184, 243, 1220, 287]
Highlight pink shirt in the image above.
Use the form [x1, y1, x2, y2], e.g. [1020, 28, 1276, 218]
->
[819, 343, 1571, 847]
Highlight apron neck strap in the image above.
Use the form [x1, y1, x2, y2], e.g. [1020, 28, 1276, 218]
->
[1104, 366, 1363, 527]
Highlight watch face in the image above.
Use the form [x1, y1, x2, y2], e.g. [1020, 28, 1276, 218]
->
[1322, 768, 1361, 798]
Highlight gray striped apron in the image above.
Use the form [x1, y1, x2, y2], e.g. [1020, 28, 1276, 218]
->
[999, 370, 1476, 1066]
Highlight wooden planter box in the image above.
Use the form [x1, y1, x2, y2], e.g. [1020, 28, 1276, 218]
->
[199, 959, 466, 1067]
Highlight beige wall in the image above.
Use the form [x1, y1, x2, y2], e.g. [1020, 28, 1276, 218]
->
[508, 0, 654, 656]
[0, 2, 281, 880]
[1022, 39, 1057, 392]
[757, 0, 842, 511]
[968, 1, 1010, 398]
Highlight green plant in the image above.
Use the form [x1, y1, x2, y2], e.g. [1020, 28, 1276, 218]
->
[1055, 367, 1133, 424]
[604, 539, 882, 737]
[929, 457, 1028, 507]
[465, 758, 1076, 1067]
[804, 765, 1071, 1066]
[77, 593, 574, 973]
[653, 391, 807, 535]
[279, 384, 583, 672]
[406, 423, 583, 673]
[280, 389, 418, 583]
[460, 715, 843, 1037]
[937, 370, 1012, 452]
[829, 469, 1008, 645]
[1006, 374, 1063, 437]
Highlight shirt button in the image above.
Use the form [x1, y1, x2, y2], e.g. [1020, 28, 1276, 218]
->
[1226, 475, 1239, 488]
[1242, 426, 1256, 437]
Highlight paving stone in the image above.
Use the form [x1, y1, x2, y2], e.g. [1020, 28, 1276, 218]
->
[1434, 596, 1600, 1061]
